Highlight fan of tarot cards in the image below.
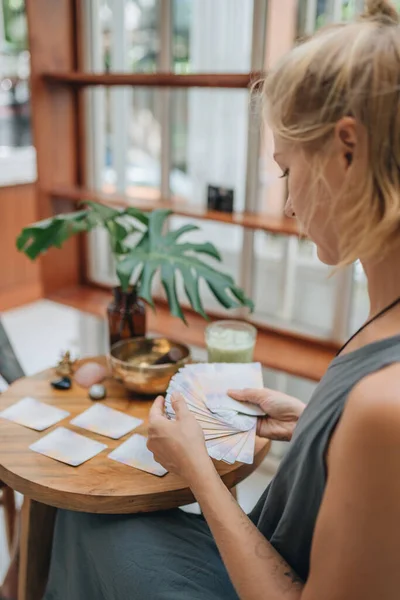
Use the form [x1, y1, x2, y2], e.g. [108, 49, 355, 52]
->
[165, 363, 266, 465]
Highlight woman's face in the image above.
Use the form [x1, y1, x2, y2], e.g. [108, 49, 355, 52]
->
[273, 126, 356, 266]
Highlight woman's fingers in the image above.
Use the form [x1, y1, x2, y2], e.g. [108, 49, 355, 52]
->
[171, 393, 190, 419]
[227, 388, 251, 401]
[149, 395, 166, 420]
[227, 388, 265, 404]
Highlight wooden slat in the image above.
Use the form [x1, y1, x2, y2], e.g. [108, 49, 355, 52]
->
[43, 71, 264, 89]
[51, 185, 299, 237]
[26, 1, 82, 295]
[46, 285, 338, 381]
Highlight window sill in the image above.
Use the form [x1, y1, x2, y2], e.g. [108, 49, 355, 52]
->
[46, 284, 338, 382]
[51, 185, 300, 237]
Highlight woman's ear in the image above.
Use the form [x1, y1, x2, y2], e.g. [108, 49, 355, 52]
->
[335, 116, 357, 171]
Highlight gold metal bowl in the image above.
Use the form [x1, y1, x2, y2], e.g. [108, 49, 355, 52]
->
[109, 337, 191, 395]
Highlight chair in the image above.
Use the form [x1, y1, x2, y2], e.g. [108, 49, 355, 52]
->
[0, 319, 24, 554]
[0, 483, 16, 554]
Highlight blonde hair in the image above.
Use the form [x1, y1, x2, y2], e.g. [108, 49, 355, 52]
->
[263, 0, 400, 264]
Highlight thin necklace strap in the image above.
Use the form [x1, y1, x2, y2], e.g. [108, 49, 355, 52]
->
[336, 295, 400, 357]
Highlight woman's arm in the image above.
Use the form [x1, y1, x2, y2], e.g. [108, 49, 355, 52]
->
[190, 366, 400, 600]
[148, 369, 400, 600]
[189, 461, 303, 600]
[148, 394, 304, 600]
[301, 364, 400, 600]
[194, 367, 400, 600]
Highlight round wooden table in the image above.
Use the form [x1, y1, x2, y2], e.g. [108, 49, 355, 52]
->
[0, 357, 270, 513]
[0, 358, 270, 600]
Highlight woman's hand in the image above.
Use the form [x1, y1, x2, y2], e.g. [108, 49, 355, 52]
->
[228, 388, 305, 442]
[147, 393, 213, 480]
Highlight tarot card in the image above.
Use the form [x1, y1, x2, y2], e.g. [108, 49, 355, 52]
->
[0, 396, 69, 431]
[71, 404, 143, 439]
[108, 434, 167, 476]
[29, 427, 107, 466]
[236, 423, 257, 464]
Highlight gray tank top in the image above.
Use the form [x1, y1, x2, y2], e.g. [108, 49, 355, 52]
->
[250, 335, 400, 582]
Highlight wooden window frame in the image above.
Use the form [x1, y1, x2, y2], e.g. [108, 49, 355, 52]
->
[26, 0, 340, 381]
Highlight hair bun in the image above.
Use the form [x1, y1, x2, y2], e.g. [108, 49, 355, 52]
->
[362, 0, 399, 23]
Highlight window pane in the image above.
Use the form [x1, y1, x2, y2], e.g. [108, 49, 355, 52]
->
[100, 0, 160, 72]
[298, 0, 360, 34]
[101, 86, 161, 193]
[172, 0, 190, 74]
[172, 0, 254, 73]
[171, 89, 249, 210]
[171, 0, 254, 205]
[99, 0, 162, 192]
[0, 0, 35, 185]
[252, 231, 337, 339]
[253, 233, 286, 318]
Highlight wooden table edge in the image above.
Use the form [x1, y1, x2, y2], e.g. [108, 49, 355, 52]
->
[0, 440, 271, 514]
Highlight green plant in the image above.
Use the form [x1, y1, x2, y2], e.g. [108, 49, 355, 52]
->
[16, 201, 254, 321]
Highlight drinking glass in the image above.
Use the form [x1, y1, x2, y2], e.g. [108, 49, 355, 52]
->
[205, 320, 257, 363]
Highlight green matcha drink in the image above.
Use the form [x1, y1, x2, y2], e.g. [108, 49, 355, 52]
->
[205, 320, 257, 363]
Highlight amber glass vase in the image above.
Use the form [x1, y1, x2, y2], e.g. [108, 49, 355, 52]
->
[107, 286, 146, 347]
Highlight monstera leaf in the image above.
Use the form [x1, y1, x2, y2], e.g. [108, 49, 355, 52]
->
[16, 201, 148, 260]
[16, 201, 254, 323]
[116, 209, 254, 320]
[16, 209, 94, 260]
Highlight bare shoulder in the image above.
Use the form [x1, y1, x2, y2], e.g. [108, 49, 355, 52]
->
[346, 361, 400, 424]
[306, 366, 400, 599]
[329, 362, 400, 464]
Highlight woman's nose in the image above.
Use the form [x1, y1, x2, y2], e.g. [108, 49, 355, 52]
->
[284, 198, 296, 218]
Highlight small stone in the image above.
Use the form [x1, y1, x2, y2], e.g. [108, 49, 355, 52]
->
[89, 384, 107, 401]
[74, 362, 108, 388]
[51, 377, 72, 390]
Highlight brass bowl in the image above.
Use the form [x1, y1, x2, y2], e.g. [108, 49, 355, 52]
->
[109, 337, 191, 395]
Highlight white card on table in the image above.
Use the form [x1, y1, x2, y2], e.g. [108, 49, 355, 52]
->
[0, 396, 69, 431]
[71, 404, 143, 439]
[29, 427, 107, 466]
[108, 433, 167, 477]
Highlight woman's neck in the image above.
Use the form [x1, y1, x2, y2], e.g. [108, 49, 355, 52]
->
[362, 252, 400, 318]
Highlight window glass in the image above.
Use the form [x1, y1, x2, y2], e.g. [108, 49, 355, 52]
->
[0, 0, 35, 185]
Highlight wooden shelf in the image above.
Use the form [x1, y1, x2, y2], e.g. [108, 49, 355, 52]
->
[51, 185, 300, 237]
[43, 72, 264, 89]
[47, 285, 338, 382]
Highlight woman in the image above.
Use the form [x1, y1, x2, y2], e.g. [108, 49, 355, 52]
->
[44, 1, 400, 598]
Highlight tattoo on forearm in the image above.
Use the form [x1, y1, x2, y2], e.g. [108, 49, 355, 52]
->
[281, 558, 303, 589]
[254, 542, 303, 592]
[226, 484, 303, 593]
[283, 567, 303, 587]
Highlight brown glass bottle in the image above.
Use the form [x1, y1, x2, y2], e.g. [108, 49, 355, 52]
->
[107, 286, 146, 347]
